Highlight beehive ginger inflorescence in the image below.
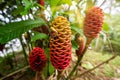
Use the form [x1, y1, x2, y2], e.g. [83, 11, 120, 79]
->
[29, 47, 47, 72]
[83, 6, 104, 43]
[50, 16, 72, 71]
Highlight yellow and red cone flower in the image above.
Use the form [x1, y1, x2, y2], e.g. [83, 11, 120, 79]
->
[29, 47, 47, 72]
[50, 16, 72, 71]
[83, 7, 104, 45]
[75, 34, 85, 57]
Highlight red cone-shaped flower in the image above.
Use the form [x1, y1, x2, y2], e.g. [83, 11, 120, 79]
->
[83, 7, 103, 44]
[75, 34, 85, 57]
[29, 47, 47, 72]
[50, 16, 72, 71]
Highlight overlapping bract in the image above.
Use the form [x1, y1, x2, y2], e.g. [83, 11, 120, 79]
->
[29, 47, 47, 72]
[83, 7, 103, 39]
[50, 16, 72, 71]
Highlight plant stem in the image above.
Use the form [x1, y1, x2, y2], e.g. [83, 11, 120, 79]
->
[66, 33, 115, 80]
[35, 72, 38, 80]
[66, 44, 89, 80]
[47, 59, 50, 77]
[19, 36, 28, 65]
[26, 32, 32, 52]
[99, 0, 106, 7]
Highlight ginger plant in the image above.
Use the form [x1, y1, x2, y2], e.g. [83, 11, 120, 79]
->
[28, 6, 104, 80]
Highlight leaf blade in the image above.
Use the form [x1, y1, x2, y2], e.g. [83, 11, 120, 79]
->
[0, 19, 46, 43]
[31, 32, 48, 42]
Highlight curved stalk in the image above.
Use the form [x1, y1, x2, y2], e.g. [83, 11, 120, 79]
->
[66, 44, 89, 80]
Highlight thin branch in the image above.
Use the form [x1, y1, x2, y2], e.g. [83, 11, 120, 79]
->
[65, 44, 89, 80]
[93, 0, 97, 5]
[99, 0, 106, 7]
[19, 36, 28, 65]
[0, 66, 30, 80]
[73, 55, 117, 79]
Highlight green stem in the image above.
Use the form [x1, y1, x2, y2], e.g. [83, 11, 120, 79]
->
[47, 59, 50, 77]
[66, 45, 89, 80]
[27, 32, 32, 52]
[19, 36, 28, 65]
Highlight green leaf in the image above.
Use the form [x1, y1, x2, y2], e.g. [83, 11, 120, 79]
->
[103, 22, 109, 31]
[50, 0, 72, 14]
[43, 48, 54, 78]
[49, 61, 55, 75]
[45, 48, 54, 75]
[60, 0, 72, 5]
[43, 60, 55, 78]
[71, 26, 83, 35]
[50, 0, 61, 7]
[50, 0, 72, 7]
[21, 0, 33, 15]
[12, 6, 24, 16]
[50, 0, 61, 14]
[72, 40, 78, 50]
[0, 19, 45, 44]
[31, 32, 48, 42]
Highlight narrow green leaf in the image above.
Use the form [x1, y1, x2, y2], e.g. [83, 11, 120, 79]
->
[42, 62, 48, 78]
[0, 19, 45, 44]
[42, 60, 55, 78]
[71, 26, 82, 34]
[72, 40, 78, 50]
[43, 48, 54, 78]
[49, 62, 55, 75]
[45, 48, 54, 75]
[31, 32, 48, 42]
[21, 0, 33, 15]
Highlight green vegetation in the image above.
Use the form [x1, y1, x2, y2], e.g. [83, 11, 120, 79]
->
[82, 50, 120, 78]
[0, 0, 120, 80]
